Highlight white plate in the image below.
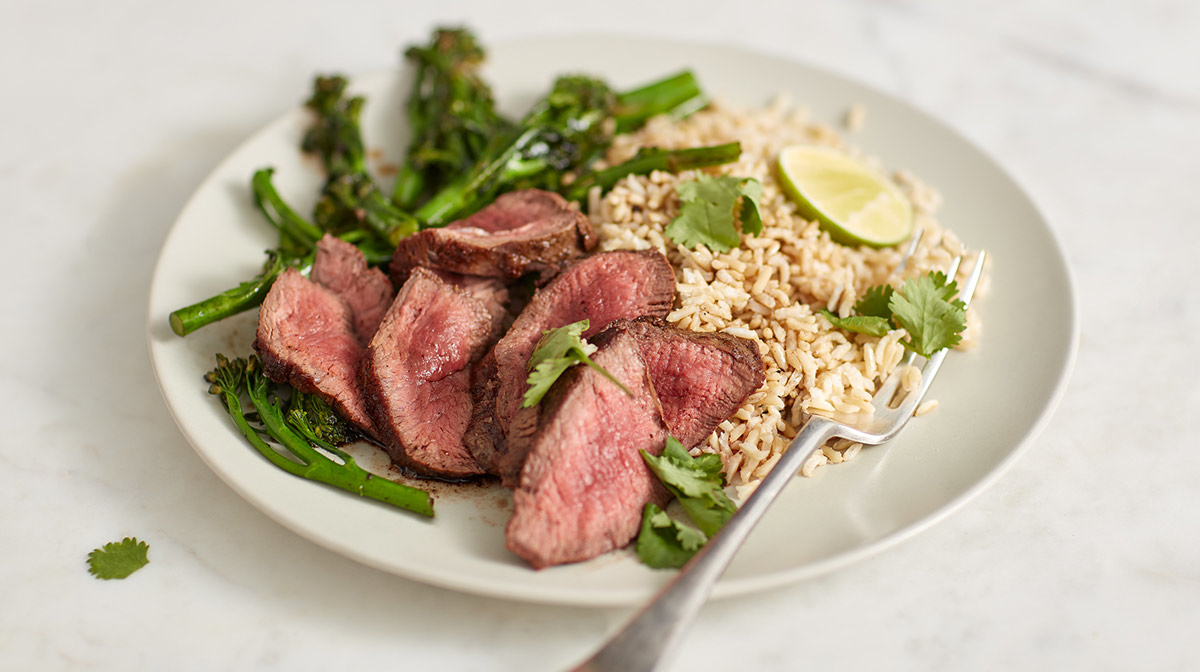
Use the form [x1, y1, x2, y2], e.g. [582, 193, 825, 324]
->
[147, 36, 1077, 607]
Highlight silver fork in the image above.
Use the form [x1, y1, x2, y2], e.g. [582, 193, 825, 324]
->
[574, 248, 987, 672]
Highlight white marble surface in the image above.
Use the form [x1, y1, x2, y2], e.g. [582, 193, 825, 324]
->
[2, 1, 1197, 670]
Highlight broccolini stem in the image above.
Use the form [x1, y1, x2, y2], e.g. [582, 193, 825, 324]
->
[252, 168, 326, 248]
[207, 356, 435, 518]
[564, 142, 742, 204]
[613, 70, 707, 134]
[168, 251, 312, 337]
[323, 173, 421, 245]
[243, 361, 435, 517]
[392, 27, 509, 210]
[413, 127, 539, 228]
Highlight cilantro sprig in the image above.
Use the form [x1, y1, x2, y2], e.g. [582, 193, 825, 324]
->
[636, 504, 707, 569]
[522, 320, 632, 408]
[87, 537, 150, 580]
[821, 270, 966, 357]
[635, 437, 738, 568]
[663, 175, 763, 253]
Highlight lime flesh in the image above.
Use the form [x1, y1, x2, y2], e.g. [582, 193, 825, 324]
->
[777, 145, 914, 247]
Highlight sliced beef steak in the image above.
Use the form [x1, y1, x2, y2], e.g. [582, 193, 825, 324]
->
[311, 234, 394, 345]
[600, 317, 765, 448]
[390, 189, 596, 284]
[359, 268, 508, 480]
[254, 268, 375, 435]
[463, 250, 676, 485]
[505, 331, 669, 569]
[429, 270, 511, 335]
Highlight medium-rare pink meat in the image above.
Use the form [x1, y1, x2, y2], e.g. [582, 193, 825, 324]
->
[311, 234, 394, 345]
[502, 318, 762, 568]
[607, 317, 764, 448]
[359, 268, 509, 480]
[254, 267, 375, 435]
[390, 189, 596, 284]
[505, 330, 669, 569]
[463, 250, 676, 485]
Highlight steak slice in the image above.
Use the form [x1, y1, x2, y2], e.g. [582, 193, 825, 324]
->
[359, 268, 508, 479]
[463, 250, 676, 485]
[254, 267, 374, 435]
[601, 317, 765, 448]
[311, 234, 394, 345]
[505, 331, 669, 569]
[390, 189, 596, 284]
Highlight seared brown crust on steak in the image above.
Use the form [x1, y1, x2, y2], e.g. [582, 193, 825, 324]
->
[505, 331, 670, 569]
[389, 189, 596, 284]
[311, 234, 394, 345]
[594, 317, 765, 448]
[359, 268, 508, 480]
[463, 250, 676, 485]
[254, 268, 375, 435]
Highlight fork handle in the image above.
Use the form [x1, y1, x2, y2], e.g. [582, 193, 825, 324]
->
[573, 418, 839, 672]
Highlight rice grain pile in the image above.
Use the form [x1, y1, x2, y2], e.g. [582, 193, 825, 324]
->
[588, 98, 986, 499]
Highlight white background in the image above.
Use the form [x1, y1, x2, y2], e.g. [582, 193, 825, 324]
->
[2, 1, 1197, 670]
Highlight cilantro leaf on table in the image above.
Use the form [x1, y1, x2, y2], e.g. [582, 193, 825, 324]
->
[641, 438, 737, 537]
[635, 503, 708, 569]
[889, 271, 966, 357]
[820, 270, 967, 357]
[663, 175, 763, 253]
[522, 320, 632, 408]
[87, 537, 149, 580]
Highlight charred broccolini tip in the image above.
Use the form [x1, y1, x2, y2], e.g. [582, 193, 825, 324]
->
[302, 75, 367, 177]
[170, 30, 717, 338]
[393, 27, 509, 210]
[287, 389, 356, 448]
[205, 354, 435, 517]
[304, 75, 419, 244]
[413, 74, 617, 228]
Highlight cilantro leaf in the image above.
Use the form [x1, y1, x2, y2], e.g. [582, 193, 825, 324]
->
[641, 437, 737, 537]
[820, 271, 967, 357]
[819, 309, 892, 337]
[888, 271, 967, 357]
[87, 537, 149, 580]
[855, 284, 895, 318]
[635, 503, 708, 569]
[664, 175, 763, 253]
[522, 320, 632, 408]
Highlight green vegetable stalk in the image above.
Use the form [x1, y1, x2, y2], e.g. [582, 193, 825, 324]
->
[169, 75, 412, 336]
[393, 27, 511, 210]
[564, 142, 742, 204]
[415, 69, 711, 229]
[169, 31, 716, 337]
[612, 70, 707, 134]
[205, 354, 434, 517]
[414, 75, 618, 228]
[168, 250, 312, 337]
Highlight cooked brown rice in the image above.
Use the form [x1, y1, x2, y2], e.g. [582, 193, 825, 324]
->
[587, 98, 987, 499]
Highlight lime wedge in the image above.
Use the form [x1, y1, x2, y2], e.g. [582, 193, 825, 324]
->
[777, 145, 914, 247]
